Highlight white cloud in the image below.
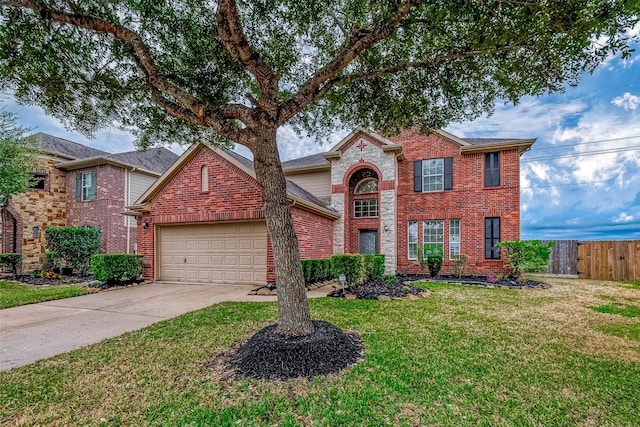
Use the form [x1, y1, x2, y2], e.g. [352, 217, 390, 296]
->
[611, 92, 640, 111]
[612, 212, 634, 223]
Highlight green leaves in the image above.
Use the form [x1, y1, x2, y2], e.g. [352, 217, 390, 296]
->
[0, 109, 38, 198]
[497, 240, 555, 279]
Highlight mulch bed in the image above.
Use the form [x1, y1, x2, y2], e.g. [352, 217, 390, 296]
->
[230, 320, 363, 380]
[328, 274, 547, 300]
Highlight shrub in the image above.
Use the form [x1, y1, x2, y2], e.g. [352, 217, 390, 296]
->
[361, 254, 375, 282]
[372, 254, 385, 279]
[0, 253, 21, 274]
[452, 254, 469, 278]
[497, 240, 555, 278]
[41, 251, 61, 271]
[91, 254, 143, 286]
[331, 254, 363, 286]
[45, 227, 101, 275]
[301, 259, 332, 285]
[424, 244, 444, 278]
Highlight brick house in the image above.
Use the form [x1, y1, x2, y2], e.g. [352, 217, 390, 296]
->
[0, 133, 178, 271]
[129, 127, 534, 285]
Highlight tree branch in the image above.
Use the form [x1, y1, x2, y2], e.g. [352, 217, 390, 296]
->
[216, 0, 279, 118]
[278, 0, 426, 125]
[1, 0, 250, 140]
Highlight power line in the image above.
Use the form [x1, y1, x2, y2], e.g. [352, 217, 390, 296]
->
[521, 175, 640, 189]
[527, 135, 640, 152]
[522, 145, 640, 162]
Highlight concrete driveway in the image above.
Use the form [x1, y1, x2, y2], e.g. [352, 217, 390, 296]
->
[0, 282, 329, 371]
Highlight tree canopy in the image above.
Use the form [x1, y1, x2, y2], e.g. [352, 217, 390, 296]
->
[0, 109, 37, 199]
[1, 1, 637, 149]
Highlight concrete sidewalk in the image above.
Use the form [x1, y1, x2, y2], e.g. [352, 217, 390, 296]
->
[0, 282, 329, 371]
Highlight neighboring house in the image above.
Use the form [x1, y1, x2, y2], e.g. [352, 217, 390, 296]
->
[0, 133, 178, 271]
[129, 127, 534, 285]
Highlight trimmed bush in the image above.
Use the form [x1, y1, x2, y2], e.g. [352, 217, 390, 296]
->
[497, 240, 555, 278]
[331, 254, 363, 286]
[91, 254, 144, 286]
[424, 244, 444, 278]
[46, 227, 100, 275]
[372, 254, 385, 279]
[301, 258, 332, 285]
[41, 251, 61, 271]
[0, 253, 21, 274]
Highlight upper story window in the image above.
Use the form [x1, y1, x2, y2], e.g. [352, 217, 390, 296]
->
[76, 170, 96, 201]
[30, 172, 47, 190]
[484, 152, 500, 187]
[354, 199, 378, 217]
[413, 158, 453, 192]
[355, 178, 378, 194]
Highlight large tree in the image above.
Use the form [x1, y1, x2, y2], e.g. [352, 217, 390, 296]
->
[0, 1, 637, 336]
[0, 109, 37, 200]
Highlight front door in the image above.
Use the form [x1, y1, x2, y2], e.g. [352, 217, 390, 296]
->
[358, 229, 378, 254]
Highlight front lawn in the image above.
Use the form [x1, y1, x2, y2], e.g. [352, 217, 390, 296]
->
[0, 281, 91, 309]
[1, 277, 638, 426]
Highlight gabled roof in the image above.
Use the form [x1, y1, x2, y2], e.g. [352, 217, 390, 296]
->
[58, 147, 179, 176]
[459, 136, 536, 154]
[282, 153, 329, 172]
[128, 142, 339, 219]
[323, 127, 405, 161]
[32, 132, 109, 160]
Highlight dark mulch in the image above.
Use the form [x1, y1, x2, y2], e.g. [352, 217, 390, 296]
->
[9, 274, 93, 286]
[230, 320, 363, 380]
[328, 274, 547, 299]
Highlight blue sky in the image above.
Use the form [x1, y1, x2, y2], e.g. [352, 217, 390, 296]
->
[2, 41, 639, 241]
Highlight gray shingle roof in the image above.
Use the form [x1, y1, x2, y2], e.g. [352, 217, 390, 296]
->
[32, 132, 109, 159]
[282, 153, 328, 170]
[107, 148, 179, 175]
[461, 137, 531, 146]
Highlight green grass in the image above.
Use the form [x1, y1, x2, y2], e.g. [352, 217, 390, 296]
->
[590, 302, 640, 318]
[1, 277, 639, 426]
[0, 281, 90, 309]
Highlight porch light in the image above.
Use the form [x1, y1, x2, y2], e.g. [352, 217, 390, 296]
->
[142, 221, 149, 229]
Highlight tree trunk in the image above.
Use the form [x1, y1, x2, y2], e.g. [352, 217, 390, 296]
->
[250, 126, 314, 337]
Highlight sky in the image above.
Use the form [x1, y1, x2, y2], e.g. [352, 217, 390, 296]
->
[2, 43, 639, 242]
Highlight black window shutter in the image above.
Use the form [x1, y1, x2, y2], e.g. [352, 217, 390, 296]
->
[413, 160, 422, 192]
[75, 173, 81, 201]
[444, 157, 453, 190]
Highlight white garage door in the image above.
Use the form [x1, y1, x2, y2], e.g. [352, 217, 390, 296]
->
[158, 222, 267, 285]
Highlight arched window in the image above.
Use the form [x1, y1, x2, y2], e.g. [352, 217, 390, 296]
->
[354, 178, 378, 194]
[201, 166, 209, 192]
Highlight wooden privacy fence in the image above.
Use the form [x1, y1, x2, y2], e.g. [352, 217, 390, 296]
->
[533, 240, 639, 281]
[577, 240, 640, 281]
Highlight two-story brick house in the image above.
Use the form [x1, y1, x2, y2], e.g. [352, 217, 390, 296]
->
[0, 133, 178, 271]
[130, 127, 534, 285]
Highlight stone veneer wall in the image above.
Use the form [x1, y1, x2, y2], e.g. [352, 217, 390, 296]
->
[329, 133, 398, 274]
[4, 156, 67, 271]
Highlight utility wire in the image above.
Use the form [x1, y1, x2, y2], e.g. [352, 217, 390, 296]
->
[521, 175, 640, 189]
[526, 135, 640, 151]
[522, 145, 640, 162]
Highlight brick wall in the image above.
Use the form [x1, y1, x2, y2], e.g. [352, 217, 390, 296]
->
[66, 164, 128, 254]
[137, 146, 333, 283]
[393, 130, 521, 275]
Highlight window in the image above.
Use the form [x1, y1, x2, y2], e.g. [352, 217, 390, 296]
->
[75, 170, 96, 201]
[485, 217, 500, 259]
[414, 158, 453, 192]
[484, 152, 500, 187]
[355, 178, 378, 193]
[408, 221, 418, 260]
[201, 166, 209, 192]
[30, 173, 46, 190]
[354, 199, 378, 217]
[449, 219, 460, 259]
[423, 220, 444, 257]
